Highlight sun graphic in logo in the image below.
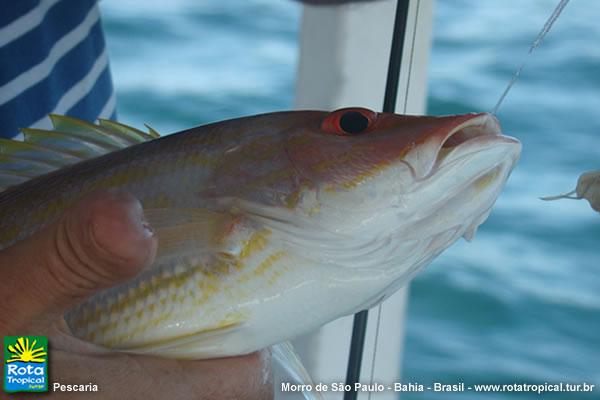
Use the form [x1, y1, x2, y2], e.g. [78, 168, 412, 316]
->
[6, 337, 47, 363]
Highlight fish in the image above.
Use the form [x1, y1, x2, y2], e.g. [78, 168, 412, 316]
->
[0, 108, 521, 359]
[541, 170, 600, 212]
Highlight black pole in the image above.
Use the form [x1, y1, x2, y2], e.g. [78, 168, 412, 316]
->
[343, 1, 411, 399]
[383, 0, 411, 114]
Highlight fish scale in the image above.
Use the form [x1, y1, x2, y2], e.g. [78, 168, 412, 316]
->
[70, 226, 291, 351]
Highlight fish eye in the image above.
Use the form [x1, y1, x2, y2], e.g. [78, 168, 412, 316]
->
[340, 111, 369, 134]
[321, 107, 378, 136]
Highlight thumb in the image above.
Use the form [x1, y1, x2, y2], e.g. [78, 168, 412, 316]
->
[0, 190, 157, 332]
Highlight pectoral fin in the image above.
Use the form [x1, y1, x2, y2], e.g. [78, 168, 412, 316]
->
[273, 341, 324, 400]
[143, 207, 237, 261]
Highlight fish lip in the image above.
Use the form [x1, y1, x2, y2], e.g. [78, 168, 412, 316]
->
[427, 134, 520, 206]
[442, 113, 502, 145]
[435, 133, 521, 169]
[431, 114, 521, 176]
[402, 113, 515, 180]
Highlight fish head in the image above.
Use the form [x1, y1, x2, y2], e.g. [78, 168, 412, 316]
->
[210, 108, 520, 275]
[285, 108, 520, 223]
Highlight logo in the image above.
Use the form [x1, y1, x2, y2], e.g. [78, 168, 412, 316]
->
[3, 336, 48, 393]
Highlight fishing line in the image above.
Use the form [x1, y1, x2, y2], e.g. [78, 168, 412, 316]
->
[491, 0, 571, 114]
[366, 305, 382, 400]
[344, 1, 412, 399]
[400, 0, 421, 115]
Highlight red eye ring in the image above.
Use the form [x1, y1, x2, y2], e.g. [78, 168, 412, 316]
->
[321, 107, 378, 136]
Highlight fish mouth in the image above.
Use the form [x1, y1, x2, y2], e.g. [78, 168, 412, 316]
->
[435, 113, 520, 168]
[441, 113, 502, 149]
[401, 114, 521, 241]
[403, 113, 520, 180]
[433, 115, 521, 203]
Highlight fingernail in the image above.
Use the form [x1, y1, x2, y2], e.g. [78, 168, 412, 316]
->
[141, 219, 154, 238]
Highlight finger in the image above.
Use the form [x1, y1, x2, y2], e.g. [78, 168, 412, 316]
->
[0, 190, 157, 332]
[48, 348, 273, 400]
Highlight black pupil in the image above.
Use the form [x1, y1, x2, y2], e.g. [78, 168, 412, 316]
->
[339, 111, 369, 134]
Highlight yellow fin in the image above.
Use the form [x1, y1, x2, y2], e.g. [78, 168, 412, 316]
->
[0, 172, 29, 192]
[0, 138, 81, 167]
[98, 118, 157, 141]
[0, 115, 158, 193]
[143, 123, 161, 139]
[21, 128, 115, 158]
[49, 114, 131, 148]
[273, 342, 324, 400]
[144, 207, 235, 262]
[0, 155, 56, 178]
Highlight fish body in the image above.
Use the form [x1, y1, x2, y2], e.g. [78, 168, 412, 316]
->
[0, 109, 521, 358]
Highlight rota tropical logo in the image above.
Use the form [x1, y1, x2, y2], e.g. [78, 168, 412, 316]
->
[3, 336, 48, 393]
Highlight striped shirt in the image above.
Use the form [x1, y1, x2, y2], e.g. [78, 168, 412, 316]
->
[0, 0, 116, 139]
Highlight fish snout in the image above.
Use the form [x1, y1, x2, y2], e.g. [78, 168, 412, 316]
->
[403, 113, 520, 180]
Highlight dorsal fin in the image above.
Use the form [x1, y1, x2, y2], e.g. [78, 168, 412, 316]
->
[0, 173, 28, 192]
[143, 123, 161, 139]
[0, 115, 160, 193]
[0, 139, 81, 166]
[99, 119, 157, 141]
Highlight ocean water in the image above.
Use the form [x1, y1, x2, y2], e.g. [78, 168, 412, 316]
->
[401, 1, 600, 399]
[101, 0, 599, 398]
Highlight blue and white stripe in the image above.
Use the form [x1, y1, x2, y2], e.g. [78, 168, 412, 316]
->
[0, 0, 116, 139]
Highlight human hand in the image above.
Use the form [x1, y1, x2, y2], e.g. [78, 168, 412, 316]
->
[0, 190, 272, 399]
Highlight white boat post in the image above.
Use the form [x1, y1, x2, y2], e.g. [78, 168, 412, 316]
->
[291, 1, 435, 399]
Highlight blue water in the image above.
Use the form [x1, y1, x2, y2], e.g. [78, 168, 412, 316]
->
[101, 1, 599, 398]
